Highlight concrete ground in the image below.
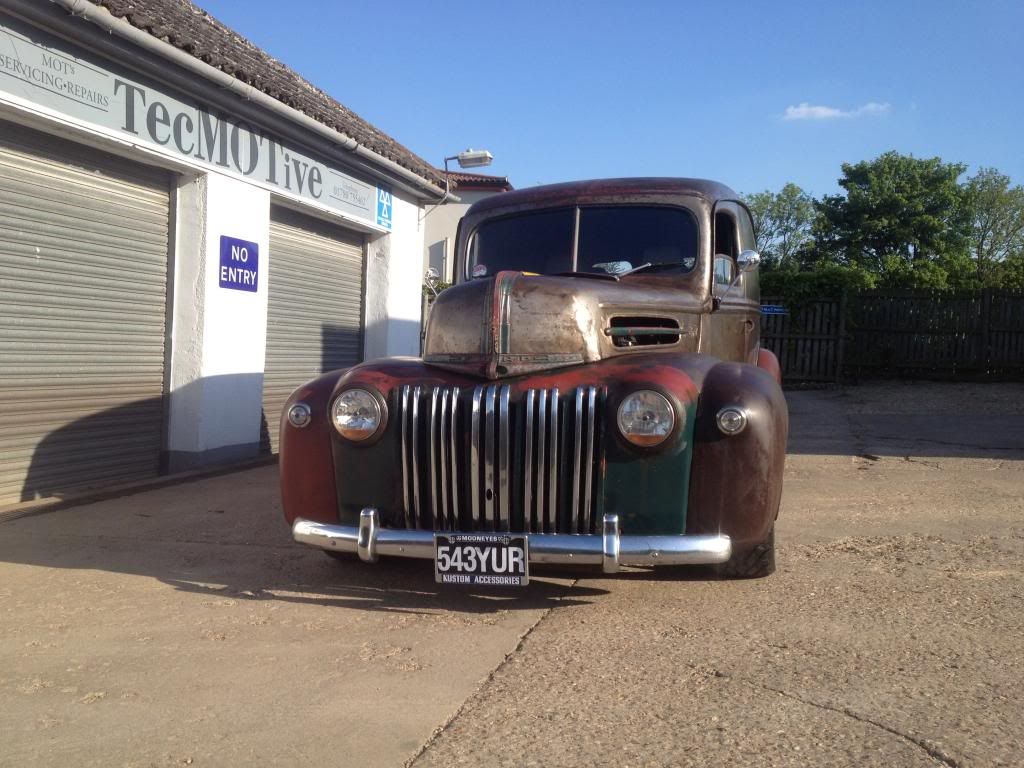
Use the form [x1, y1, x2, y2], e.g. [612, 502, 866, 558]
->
[1, 382, 1021, 767]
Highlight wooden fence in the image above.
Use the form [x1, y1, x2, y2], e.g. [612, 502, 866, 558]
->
[760, 290, 1024, 383]
[760, 297, 846, 382]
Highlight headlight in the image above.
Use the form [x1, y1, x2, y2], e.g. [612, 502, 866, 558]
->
[332, 389, 383, 441]
[617, 390, 676, 447]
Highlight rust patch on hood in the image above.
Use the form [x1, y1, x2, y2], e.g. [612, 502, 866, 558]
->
[423, 273, 701, 379]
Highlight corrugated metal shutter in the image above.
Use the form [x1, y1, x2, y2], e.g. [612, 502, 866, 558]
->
[262, 206, 365, 452]
[0, 122, 171, 506]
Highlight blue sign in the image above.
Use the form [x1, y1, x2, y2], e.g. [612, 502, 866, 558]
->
[219, 235, 259, 292]
[761, 304, 788, 315]
[376, 184, 393, 229]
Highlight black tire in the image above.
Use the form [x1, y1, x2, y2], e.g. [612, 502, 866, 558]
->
[715, 526, 776, 579]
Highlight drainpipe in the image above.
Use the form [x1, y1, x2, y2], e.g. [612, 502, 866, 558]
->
[42, 0, 447, 201]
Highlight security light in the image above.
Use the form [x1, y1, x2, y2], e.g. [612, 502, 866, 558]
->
[449, 149, 493, 169]
[420, 147, 496, 221]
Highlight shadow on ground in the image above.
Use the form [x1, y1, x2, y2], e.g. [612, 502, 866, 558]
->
[159, 555, 613, 614]
[0, 473, 611, 614]
[6, 382, 1019, 615]
[784, 383, 1024, 459]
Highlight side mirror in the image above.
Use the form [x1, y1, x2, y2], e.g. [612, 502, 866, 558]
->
[424, 267, 441, 297]
[737, 250, 761, 273]
[716, 250, 761, 307]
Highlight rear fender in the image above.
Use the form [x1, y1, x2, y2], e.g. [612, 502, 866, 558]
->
[757, 347, 782, 384]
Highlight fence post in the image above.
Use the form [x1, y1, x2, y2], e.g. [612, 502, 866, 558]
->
[835, 290, 847, 383]
[979, 288, 992, 373]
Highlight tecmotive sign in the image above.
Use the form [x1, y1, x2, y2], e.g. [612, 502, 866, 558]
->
[0, 14, 390, 229]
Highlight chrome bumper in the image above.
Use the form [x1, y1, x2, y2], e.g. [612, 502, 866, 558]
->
[292, 508, 731, 574]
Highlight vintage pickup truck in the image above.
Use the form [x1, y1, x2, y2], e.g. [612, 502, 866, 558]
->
[279, 178, 787, 584]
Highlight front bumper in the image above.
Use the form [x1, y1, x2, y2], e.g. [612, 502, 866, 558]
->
[292, 508, 731, 574]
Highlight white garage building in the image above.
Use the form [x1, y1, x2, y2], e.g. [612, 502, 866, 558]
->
[0, 0, 447, 507]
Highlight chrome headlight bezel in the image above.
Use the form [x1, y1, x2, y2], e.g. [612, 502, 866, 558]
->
[716, 406, 748, 436]
[331, 388, 386, 442]
[616, 389, 678, 448]
[286, 402, 312, 428]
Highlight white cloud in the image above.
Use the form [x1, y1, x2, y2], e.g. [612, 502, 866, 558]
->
[783, 101, 891, 121]
[853, 102, 891, 116]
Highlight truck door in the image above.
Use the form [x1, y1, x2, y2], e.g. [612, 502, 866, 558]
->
[705, 201, 760, 363]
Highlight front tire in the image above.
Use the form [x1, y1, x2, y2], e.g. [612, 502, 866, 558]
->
[716, 526, 775, 579]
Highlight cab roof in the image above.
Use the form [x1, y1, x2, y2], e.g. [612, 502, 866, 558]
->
[467, 177, 740, 216]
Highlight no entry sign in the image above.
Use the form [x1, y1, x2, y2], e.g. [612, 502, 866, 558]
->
[219, 235, 259, 293]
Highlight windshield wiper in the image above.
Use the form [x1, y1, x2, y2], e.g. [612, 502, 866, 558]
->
[553, 271, 620, 281]
[619, 262, 684, 277]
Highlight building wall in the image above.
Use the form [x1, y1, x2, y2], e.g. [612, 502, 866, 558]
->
[364, 190, 426, 361]
[0, 7, 432, 490]
[166, 172, 272, 469]
[423, 188, 504, 282]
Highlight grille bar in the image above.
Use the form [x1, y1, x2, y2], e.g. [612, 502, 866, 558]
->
[572, 387, 584, 533]
[547, 388, 560, 534]
[439, 388, 450, 529]
[523, 389, 535, 534]
[399, 384, 602, 534]
[536, 389, 547, 530]
[498, 385, 511, 532]
[400, 385, 413, 529]
[410, 385, 422, 526]
[483, 385, 496, 528]
[430, 387, 441, 525]
[583, 386, 597, 534]
[470, 387, 482, 525]
[449, 387, 460, 528]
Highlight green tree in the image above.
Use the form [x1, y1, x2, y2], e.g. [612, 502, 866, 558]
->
[745, 183, 816, 269]
[815, 152, 970, 278]
[993, 253, 1024, 290]
[761, 262, 876, 301]
[963, 168, 1024, 284]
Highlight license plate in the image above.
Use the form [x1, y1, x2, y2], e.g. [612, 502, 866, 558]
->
[434, 533, 529, 586]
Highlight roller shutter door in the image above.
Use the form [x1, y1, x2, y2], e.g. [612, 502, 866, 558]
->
[0, 122, 171, 506]
[263, 206, 365, 452]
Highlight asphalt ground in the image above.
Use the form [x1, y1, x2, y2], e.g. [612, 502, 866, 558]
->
[1, 382, 1021, 767]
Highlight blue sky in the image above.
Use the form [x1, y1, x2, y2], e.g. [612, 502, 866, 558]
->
[197, 0, 1022, 198]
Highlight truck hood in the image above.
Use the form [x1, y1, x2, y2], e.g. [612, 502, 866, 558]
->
[422, 272, 705, 379]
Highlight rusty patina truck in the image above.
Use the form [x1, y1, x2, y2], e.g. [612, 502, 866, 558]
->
[279, 178, 787, 584]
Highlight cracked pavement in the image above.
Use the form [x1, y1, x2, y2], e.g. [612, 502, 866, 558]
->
[1, 383, 1022, 767]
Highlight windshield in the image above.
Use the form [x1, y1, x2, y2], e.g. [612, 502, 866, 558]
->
[467, 206, 699, 278]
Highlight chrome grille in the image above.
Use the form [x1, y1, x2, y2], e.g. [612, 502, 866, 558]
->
[398, 384, 603, 533]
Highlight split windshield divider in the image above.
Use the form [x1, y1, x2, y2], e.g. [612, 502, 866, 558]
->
[570, 206, 581, 273]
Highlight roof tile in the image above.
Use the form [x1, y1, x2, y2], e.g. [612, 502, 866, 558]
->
[445, 170, 513, 191]
[92, 0, 443, 187]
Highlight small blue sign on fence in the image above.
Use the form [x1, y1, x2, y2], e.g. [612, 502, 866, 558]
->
[761, 304, 788, 315]
[219, 235, 259, 293]
[376, 184, 393, 230]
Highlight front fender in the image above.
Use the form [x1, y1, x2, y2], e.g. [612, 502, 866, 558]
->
[279, 369, 349, 526]
[686, 362, 788, 549]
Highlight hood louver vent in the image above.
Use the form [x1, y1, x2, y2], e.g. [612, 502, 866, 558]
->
[605, 317, 683, 348]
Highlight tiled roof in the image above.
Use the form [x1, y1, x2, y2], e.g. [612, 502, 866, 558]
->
[445, 170, 514, 191]
[91, 0, 443, 186]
